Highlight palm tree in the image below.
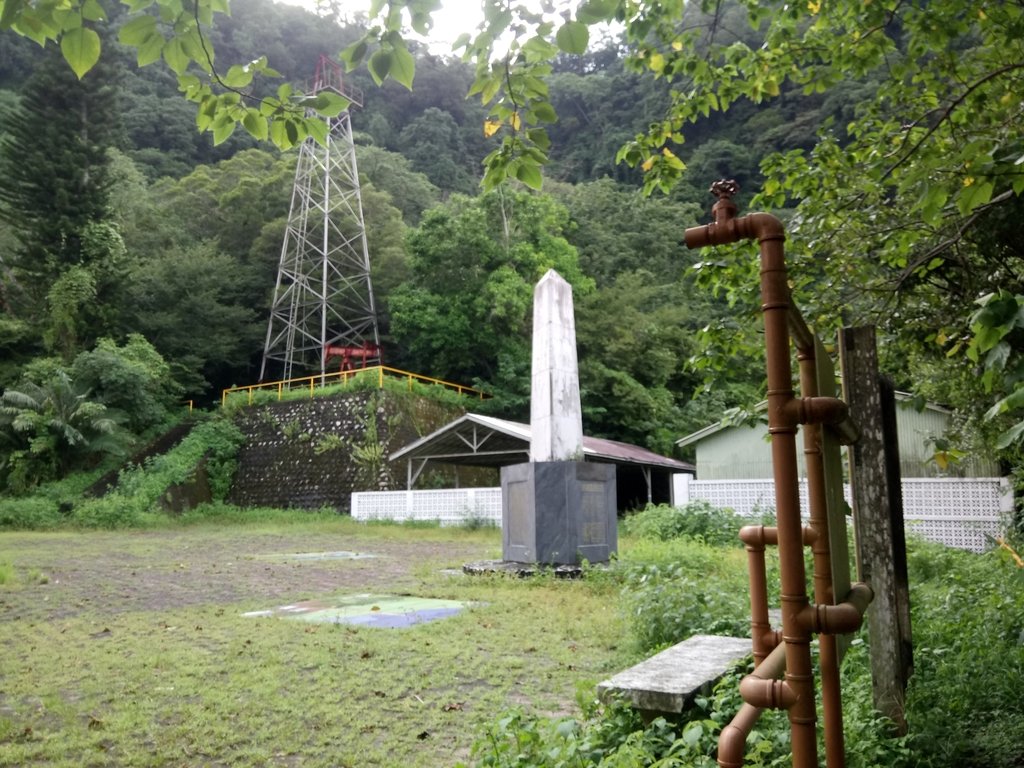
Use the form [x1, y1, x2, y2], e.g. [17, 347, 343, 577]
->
[0, 371, 124, 491]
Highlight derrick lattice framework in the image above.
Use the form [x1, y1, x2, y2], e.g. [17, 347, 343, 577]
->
[260, 56, 380, 382]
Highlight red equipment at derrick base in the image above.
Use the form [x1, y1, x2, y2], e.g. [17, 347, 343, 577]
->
[324, 341, 382, 372]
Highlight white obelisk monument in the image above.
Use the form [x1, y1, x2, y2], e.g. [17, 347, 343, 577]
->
[501, 270, 617, 565]
[530, 270, 584, 462]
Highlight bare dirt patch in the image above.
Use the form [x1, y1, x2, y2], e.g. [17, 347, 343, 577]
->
[0, 526, 494, 622]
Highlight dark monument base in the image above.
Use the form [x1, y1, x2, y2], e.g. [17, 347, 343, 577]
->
[501, 461, 617, 565]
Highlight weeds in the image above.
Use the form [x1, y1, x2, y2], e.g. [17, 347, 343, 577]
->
[621, 501, 746, 547]
[463, 533, 1023, 767]
[0, 416, 245, 529]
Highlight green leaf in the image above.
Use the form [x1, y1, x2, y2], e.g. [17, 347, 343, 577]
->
[984, 388, 1024, 420]
[1, 0, 28, 31]
[222, 64, 253, 88]
[340, 39, 368, 71]
[577, 0, 618, 24]
[515, 162, 543, 190]
[522, 35, 559, 62]
[81, 0, 105, 22]
[136, 32, 164, 67]
[305, 116, 329, 146]
[995, 419, 1024, 450]
[957, 179, 994, 216]
[555, 21, 589, 55]
[367, 49, 392, 86]
[163, 36, 189, 75]
[118, 14, 156, 46]
[683, 722, 704, 747]
[527, 127, 551, 151]
[212, 115, 237, 145]
[311, 91, 351, 117]
[390, 43, 415, 89]
[410, 11, 431, 35]
[269, 118, 289, 148]
[241, 109, 268, 141]
[60, 26, 101, 79]
[195, 95, 218, 132]
[532, 101, 557, 123]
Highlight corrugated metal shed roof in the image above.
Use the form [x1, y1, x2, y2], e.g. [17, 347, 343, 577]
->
[391, 413, 693, 472]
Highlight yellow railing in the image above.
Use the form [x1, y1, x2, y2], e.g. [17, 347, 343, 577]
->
[221, 365, 488, 407]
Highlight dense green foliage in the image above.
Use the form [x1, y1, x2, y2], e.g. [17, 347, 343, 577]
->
[1, 0, 1021, 494]
[0, 415, 243, 528]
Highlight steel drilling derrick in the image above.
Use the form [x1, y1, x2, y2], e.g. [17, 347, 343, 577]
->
[260, 55, 380, 382]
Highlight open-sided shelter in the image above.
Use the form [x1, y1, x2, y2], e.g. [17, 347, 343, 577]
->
[390, 413, 694, 511]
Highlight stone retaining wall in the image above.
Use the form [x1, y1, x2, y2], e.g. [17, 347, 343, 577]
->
[227, 391, 474, 512]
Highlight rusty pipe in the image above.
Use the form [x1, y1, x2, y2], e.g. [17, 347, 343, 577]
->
[740, 525, 778, 665]
[686, 189, 817, 768]
[718, 703, 763, 768]
[718, 642, 789, 768]
[784, 396, 849, 430]
[739, 524, 816, 666]
[799, 339, 846, 768]
[738, 525, 818, 548]
[800, 582, 873, 634]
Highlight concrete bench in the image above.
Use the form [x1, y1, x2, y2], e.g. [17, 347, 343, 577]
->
[597, 634, 751, 716]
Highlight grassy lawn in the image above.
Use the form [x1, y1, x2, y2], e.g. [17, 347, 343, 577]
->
[4, 510, 1020, 767]
[0, 518, 645, 767]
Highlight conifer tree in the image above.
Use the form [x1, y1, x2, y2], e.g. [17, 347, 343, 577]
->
[0, 39, 126, 350]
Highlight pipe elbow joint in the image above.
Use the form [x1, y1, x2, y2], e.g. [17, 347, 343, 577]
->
[739, 676, 797, 710]
[800, 583, 873, 635]
[739, 212, 784, 243]
[718, 723, 748, 768]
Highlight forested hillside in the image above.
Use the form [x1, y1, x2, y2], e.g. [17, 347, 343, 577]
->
[1, 0, 1021, 497]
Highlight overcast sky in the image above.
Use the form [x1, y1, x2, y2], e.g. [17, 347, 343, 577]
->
[274, 0, 487, 53]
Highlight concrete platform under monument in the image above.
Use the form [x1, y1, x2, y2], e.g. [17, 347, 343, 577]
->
[501, 460, 617, 565]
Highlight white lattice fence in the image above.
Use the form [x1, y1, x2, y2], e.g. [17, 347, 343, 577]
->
[354, 478, 1011, 551]
[351, 488, 502, 527]
[677, 476, 1012, 553]
[900, 478, 1012, 552]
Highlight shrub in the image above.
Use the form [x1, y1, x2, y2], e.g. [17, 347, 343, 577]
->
[71, 335, 182, 433]
[622, 501, 744, 547]
[0, 370, 127, 492]
[71, 495, 147, 528]
[621, 561, 750, 653]
[51, 415, 247, 529]
[902, 540, 1024, 767]
[462, 668, 792, 768]
[0, 496, 63, 529]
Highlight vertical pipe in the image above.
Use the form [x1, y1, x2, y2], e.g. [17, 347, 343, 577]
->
[798, 344, 846, 768]
[757, 224, 818, 768]
[685, 187, 828, 768]
[740, 525, 773, 666]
